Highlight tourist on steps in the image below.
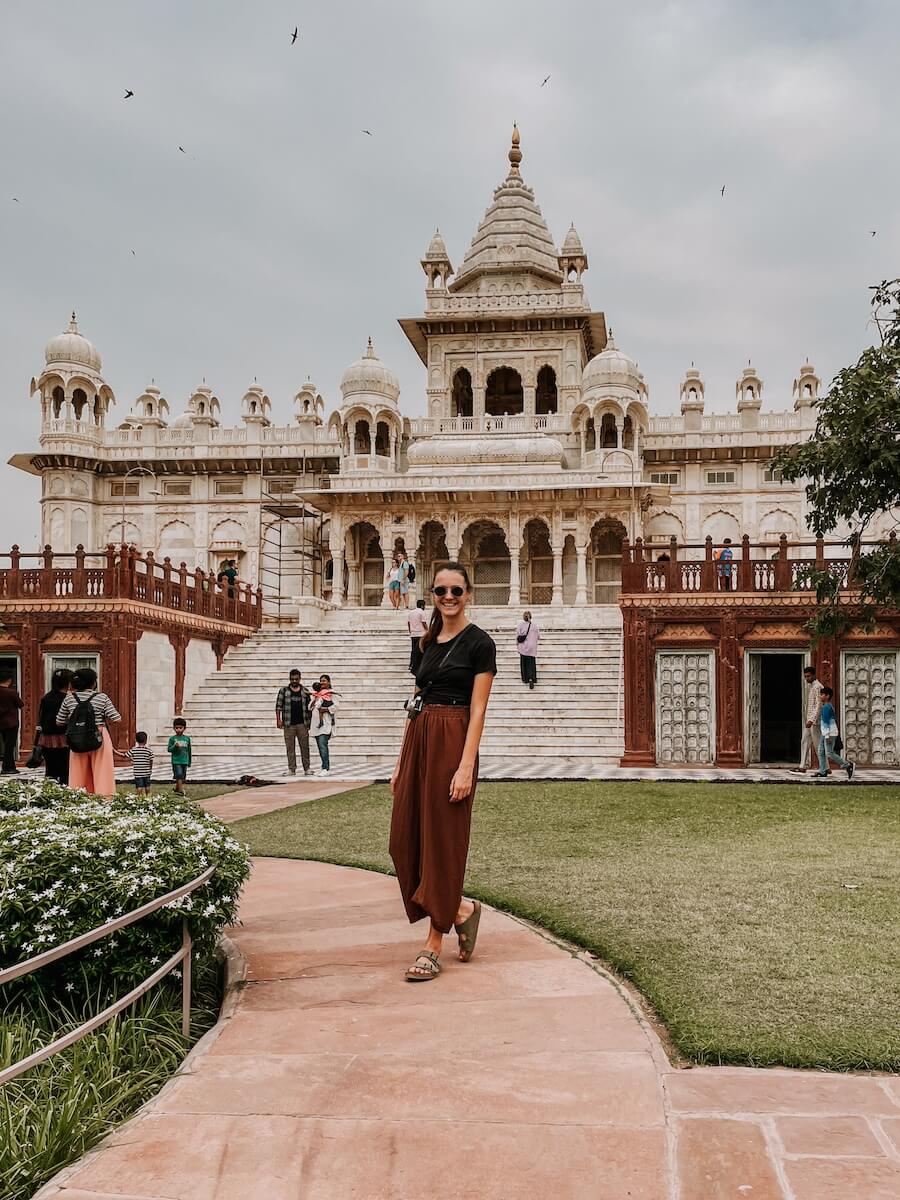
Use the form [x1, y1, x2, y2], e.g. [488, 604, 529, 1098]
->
[407, 598, 428, 674]
[309, 674, 338, 775]
[56, 667, 121, 797]
[275, 668, 312, 775]
[36, 667, 74, 784]
[516, 609, 540, 689]
[389, 562, 496, 983]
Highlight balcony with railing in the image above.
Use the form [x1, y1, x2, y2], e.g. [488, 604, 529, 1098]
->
[408, 413, 568, 437]
[619, 534, 895, 596]
[0, 545, 263, 628]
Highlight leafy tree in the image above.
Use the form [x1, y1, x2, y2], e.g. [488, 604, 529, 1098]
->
[771, 279, 900, 637]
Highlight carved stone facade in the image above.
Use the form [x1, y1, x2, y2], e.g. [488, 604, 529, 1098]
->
[11, 127, 886, 618]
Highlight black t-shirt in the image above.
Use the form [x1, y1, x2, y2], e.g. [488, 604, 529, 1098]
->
[415, 624, 497, 706]
[289, 691, 306, 726]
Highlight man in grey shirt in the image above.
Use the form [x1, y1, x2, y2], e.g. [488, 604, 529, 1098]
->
[275, 668, 311, 775]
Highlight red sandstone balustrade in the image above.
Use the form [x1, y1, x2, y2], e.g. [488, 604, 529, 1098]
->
[619, 534, 891, 595]
[0, 544, 262, 628]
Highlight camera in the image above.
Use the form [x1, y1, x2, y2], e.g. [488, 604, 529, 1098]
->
[404, 693, 424, 719]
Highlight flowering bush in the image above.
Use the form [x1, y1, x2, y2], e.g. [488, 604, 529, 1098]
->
[0, 779, 251, 1002]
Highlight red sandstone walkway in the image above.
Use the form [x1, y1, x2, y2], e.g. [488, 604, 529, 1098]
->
[36, 787, 900, 1200]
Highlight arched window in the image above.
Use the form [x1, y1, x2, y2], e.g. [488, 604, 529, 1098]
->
[52, 385, 65, 418]
[585, 417, 596, 452]
[198, 400, 206, 414]
[567, 266, 577, 283]
[803, 382, 813, 397]
[375, 421, 390, 456]
[72, 388, 87, 420]
[451, 368, 473, 418]
[147, 402, 154, 416]
[536, 365, 558, 415]
[600, 413, 618, 448]
[353, 420, 371, 454]
[485, 367, 523, 416]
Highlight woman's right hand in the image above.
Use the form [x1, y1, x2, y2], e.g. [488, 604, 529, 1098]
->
[390, 768, 399, 796]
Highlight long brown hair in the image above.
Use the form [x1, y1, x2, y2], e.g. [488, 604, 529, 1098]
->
[420, 561, 472, 651]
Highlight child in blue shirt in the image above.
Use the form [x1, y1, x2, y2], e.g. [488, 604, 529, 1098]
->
[816, 687, 854, 780]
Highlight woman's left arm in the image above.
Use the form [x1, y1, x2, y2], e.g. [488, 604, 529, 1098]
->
[449, 671, 494, 802]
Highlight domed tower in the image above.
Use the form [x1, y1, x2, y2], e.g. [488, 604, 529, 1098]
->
[172, 383, 220, 431]
[578, 331, 649, 462]
[32, 311, 115, 433]
[329, 338, 402, 473]
[421, 229, 453, 292]
[241, 382, 271, 428]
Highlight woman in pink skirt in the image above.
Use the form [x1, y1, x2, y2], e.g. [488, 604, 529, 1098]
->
[56, 666, 121, 797]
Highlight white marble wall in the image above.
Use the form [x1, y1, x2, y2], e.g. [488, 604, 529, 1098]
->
[184, 638, 216, 707]
[135, 631, 176, 747]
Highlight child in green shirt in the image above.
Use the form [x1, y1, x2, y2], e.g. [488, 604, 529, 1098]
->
[167, 718, 192, 794]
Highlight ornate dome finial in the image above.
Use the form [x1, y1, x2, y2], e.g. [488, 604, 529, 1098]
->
[508, 123, 522, 176]
[606, 326, 616, 350]
[365, 336, 376, 358]
[68, 310, 78, 332]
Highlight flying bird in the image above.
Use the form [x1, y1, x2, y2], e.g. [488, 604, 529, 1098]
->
[124, 89, 134, 99]
[721, 184, 726, 196]
[291, 26, 298, 43]
[362, 129, 373, 136]
[178, 146, 186, 153]
[11, 197, 19, 202]
[871, 230, 877, 237]
[131, 249, 136, 256]
[541, 74, 551, 87]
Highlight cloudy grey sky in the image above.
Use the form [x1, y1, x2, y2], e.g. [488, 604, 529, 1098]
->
[2, 0, 897, 548]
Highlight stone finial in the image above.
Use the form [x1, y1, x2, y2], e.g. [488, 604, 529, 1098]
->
[68, 310, 78, 332]
[508, 123, 522, 176]
[365, 337, 377, 359]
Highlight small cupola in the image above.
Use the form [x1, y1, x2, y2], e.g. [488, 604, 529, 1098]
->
[680, 366, 705, 413]
[294, 379, 325, 425]
[792, 360, 820, 409]
[421, 229, 453, 290]
[125, 382, 169, 428]
[188, 382, 220, 427]
[241, 382, 271, 426]
[736, 361, 763, 411]
[558, 223, 588, 283]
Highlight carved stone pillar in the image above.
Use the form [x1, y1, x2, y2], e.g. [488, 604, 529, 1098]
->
[523, 385, 536, 416]
[508, 551, 521, 608]
[330, 550, 344, 606]
[620, 610, 655, 766]
[551, 550, 564, 607]
[715, 614, 743, 766]
[575, 545, 589, 605]
[346, 558, 361, 606]
[168, 632, 187, 715]
[615, 419, 624, 449]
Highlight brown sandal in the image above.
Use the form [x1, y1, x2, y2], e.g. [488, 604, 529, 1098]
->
[405, 951, 441, 982]
[455, 900, 481, 962]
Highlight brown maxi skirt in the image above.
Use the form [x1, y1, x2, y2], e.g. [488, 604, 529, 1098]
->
[389, 705, 477, 935]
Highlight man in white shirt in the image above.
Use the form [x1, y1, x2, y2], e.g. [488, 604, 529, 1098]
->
[793, 664, 823, 773]
[407, 599, 429, 675]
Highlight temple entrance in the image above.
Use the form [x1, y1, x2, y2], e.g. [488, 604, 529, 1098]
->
[745, 651, 805, 763]
[462, 520, 510, 605]
[416, 520, 449, 592]
[345, 522, 385, 607]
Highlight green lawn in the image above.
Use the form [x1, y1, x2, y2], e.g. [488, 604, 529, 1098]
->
[234, 781, 900, 1072]
[115, 782, 242, 803]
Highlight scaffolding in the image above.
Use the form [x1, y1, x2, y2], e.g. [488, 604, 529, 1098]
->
[258, 472, 325, 622]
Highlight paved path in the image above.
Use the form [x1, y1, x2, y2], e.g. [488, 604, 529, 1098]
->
[37, 786, 900, 1200]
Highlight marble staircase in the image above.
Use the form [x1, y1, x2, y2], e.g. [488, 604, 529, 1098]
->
[180, 607, 625, 771]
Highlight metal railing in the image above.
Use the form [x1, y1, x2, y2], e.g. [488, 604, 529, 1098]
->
[0, 863, 215, 1085]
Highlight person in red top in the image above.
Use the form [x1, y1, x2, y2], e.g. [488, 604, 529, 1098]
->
[0, 671, 24, 774]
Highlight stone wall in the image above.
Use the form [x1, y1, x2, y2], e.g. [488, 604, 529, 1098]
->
[135, 631, 176, 744]
[184, 638, 216, 707]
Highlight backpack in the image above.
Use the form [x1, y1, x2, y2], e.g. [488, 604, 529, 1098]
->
[407, 562, 416, 583]
[67, 695, 103, 752]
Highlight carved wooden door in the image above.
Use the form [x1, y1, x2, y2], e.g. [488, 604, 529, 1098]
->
[746, 653, 762, 763]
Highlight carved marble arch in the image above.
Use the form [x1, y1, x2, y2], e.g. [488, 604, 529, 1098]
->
[352, 417, 372, 454]
[521, 517, 553, 605]
[485, 366, 524, 416]
[570, 403, 591, 434]
[758, 507, 799, 544]
[451, 367, 474, 418]
[458, 512, 510, 543]
[589, 517, 627, 604]
[460, 518, 511, 606]
[625, 398, 649, 431]
[599, 412, 618, 448]
[535, 365, 558, 415]
[417, 519, 450, 585]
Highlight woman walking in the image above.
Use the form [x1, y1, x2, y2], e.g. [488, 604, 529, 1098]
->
[389, 563, 496, 982]
[516, 609, 540, 689]
[56, 667, 121, 797]
[37, 667, 73, 784]
[309, 674, 339, 776]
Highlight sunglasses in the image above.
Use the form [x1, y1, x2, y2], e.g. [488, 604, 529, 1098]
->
[432, 585, 465, 597]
